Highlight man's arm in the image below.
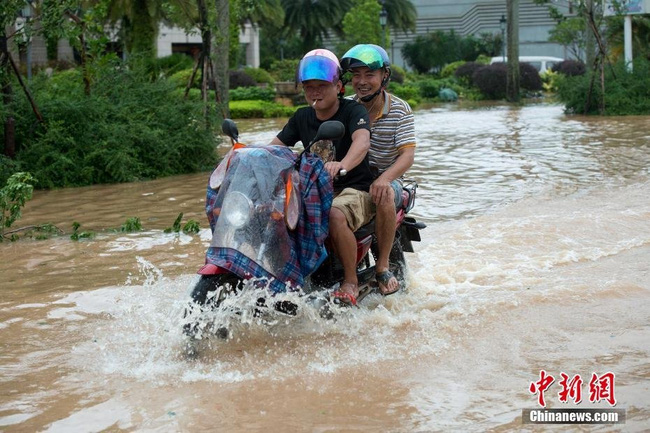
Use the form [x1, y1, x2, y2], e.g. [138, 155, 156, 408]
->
[270, 136, 286, 146]
[370, 105, 416, 205]
[324, 128, 370, 178]
[377, 146, 415, 182]
[370, 147, 415, 205]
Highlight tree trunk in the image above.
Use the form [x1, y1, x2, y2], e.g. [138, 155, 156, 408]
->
[197, 0, 211, 122]
[8, 54, 44, 123]
[212, 0, 230, 120]
[131, 0, 157, 58]
[506, 0, 520, 102]
[1, 34, 16, 158]
[584, 0, 596, 68]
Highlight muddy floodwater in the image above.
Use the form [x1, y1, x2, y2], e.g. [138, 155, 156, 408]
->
[1, 103, 649, 432]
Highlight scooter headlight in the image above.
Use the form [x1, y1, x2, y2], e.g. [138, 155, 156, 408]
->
[221, 191, 252, 229]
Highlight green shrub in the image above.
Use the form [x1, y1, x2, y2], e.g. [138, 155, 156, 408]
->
[230, 86, 276, 101]
[244, 67, 275, 85]
[169, 68, 199, 89]
[44, 69, 85, 96]
[5, 66, 216, 188]
[269, 59, 300, 82]
[557, 57, 650, 115]
[416, 78, 441, 98]
[441, 60, 466, 78]
[154, 54, 195, 75]
[229, 100, 296, 118]
[455, 62, 484, 86]
[229, 70, 257, 88]
[0, 156, 21, 187]
[402, 30, 500, 74]
[541, 70, 560, 92]
[387, 82, 420, 102]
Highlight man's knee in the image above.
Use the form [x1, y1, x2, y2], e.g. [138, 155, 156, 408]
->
[376, 198, 396, 217]
[329, 207, 348, 229]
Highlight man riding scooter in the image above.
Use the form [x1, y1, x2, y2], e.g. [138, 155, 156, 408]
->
[270, 49, 375, 306]
[340, 44, 416, 296]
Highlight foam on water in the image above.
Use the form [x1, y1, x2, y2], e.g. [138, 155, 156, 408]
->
[46, 181, 646, 393]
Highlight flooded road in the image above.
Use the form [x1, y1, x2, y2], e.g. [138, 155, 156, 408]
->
[1, 103, 649, 431]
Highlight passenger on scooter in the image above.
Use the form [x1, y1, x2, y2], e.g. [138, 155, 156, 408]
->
[270, 49, 375, 305]
[340, 44, 416, 295]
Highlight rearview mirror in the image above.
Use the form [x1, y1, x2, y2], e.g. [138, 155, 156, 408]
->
[310, 121, 344, 146]
[221, 119, 239, 143]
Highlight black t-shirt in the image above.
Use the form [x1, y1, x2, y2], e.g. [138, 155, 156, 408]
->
[276, 98, 374, 192]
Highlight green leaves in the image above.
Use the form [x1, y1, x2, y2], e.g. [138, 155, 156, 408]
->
[70, 221, 95, 241]
[9, 65, 216, 189]
[164, 212, 200, 234]
[341, 0, 383, 47]
[120, 217, 142, 232]
[557, 57, 650, 115]
[0, 172, 35, 238]
[165, 212, 184, 233]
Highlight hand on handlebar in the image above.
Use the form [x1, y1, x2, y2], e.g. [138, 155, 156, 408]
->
[324, 161, 347, 179]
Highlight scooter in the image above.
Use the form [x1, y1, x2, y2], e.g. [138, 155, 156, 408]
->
[183, 119, 425, 340]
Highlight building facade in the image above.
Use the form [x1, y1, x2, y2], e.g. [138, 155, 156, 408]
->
[389, 0, 568, 69]
[13, 21, 260, 70]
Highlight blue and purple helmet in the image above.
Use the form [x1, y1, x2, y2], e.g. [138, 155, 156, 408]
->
[296, 49, 342, 83]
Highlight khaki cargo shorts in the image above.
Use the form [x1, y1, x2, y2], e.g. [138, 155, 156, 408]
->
[332, 188, 375, 232]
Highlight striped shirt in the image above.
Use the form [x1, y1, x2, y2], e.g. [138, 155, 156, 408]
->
[352, 91, 416, 174]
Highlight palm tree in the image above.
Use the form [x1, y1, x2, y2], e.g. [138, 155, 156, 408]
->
[238, 0, 284, 29]
[105, 0, 196, 58]
[383, 0, 416, 33]
[281, 0, 353, 52]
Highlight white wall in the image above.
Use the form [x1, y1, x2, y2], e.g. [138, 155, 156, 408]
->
[157, 23, 260, 68]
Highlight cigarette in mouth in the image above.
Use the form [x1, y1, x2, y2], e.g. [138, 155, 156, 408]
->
[312, 100, 317, 107]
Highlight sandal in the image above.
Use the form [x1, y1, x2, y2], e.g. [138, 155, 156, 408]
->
[376, 269, 400, 296]
[332, 282, 359, 307]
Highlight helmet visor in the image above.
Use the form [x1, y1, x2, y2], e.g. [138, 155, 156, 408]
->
[342, 45, 385, 70]
[297, 56, 339, 83]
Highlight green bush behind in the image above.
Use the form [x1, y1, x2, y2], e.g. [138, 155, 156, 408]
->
[229, 86, 276, 101]
[229, 100, 296, 118]
[556, 58, 650, 115]
[1, 65, 216, 189]
[244, 67, 275, 85]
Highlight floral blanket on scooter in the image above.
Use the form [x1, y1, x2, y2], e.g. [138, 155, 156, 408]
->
[205, 147, 333, 293]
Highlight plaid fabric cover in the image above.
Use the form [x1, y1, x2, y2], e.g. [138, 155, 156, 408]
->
[205, 146, 332, 294]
